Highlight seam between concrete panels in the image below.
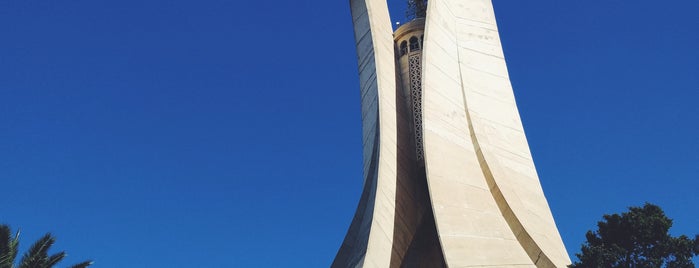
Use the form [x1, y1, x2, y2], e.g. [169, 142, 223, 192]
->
[454, 28, 552, 268]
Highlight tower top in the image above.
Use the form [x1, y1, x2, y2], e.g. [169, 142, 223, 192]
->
[393, 18, 425, 41]
[406, 0, 428, 20]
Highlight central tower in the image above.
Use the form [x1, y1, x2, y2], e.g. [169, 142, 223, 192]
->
[333, 1, 571, 267]
[395, 18, 425, 164]
[391, 18, 447, 266]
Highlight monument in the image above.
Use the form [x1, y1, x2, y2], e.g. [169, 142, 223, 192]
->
[333, 0, 571, 267]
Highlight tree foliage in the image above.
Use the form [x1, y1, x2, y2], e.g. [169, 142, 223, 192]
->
[406, 0, 428, 20]
[570, 203, 698, 268]
[0, 225, 92, 268]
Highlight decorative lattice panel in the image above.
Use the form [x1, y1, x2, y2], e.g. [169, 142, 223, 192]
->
[408, 54, 424, 161]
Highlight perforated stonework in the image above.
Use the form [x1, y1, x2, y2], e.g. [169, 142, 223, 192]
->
[408, 54, 424, 161]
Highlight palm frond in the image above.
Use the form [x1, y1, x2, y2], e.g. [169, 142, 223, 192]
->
[18, 233, 56, 268]
[0, 226, 91, 268]
[0, 225, 12, 268]
[0, 225, 10, 253]
[46, 251, 66, 267]
[68, 260, 93, 268]
[0, 225, 19, 268]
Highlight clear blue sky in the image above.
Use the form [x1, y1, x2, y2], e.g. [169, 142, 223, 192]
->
[1, 0, 697, 267]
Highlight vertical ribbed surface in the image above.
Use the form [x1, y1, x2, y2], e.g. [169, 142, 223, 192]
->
[333, 0, 399, 267]
[422, 0, 571, 267]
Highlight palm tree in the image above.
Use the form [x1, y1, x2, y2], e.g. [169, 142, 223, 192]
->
[406, 0, 428, 20]
[0, 225, 92, 268]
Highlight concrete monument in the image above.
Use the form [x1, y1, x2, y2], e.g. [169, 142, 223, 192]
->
[333, 0, 571, 267]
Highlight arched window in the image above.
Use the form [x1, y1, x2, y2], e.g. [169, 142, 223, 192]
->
[400, 41, 408, 56]
[420, 35, 424, 48]
[409, 36, 420, 52]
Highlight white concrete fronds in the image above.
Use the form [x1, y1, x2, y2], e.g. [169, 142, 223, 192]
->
[333, 1, 571, 267]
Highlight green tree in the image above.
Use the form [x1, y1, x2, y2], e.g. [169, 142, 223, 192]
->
[406, 0, 428, 20]
[570, 203, 698, 268]
[0, 225, 92, 268]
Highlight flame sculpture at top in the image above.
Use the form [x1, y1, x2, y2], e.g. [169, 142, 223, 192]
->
[332, 0, 571, 267]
